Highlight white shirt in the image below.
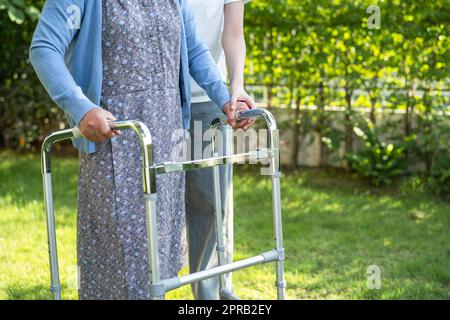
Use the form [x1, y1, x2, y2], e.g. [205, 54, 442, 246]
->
[188, 0, 250, 103]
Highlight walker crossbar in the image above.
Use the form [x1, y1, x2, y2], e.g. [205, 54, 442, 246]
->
[154, 149, 272, 174]
[150, 249, 284, 296]
[41, 108, 286, 300]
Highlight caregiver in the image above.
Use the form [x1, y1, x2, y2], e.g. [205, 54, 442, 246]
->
[30, 0, 250, 299]
[186, 0, 254, 300]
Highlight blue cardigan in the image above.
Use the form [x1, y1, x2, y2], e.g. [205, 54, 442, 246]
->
[30, 0, 231, 154]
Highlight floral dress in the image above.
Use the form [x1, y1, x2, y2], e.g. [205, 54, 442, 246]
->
[77, 0, 185, 300]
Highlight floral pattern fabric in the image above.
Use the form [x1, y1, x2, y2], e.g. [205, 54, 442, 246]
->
[77, 0, 185, 300]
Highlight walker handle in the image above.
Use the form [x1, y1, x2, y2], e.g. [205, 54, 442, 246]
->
[72, 111, 265, 137]
[236, 109, 264, 122]
[72, 126, 83, 138]
[72, 121, 119, 139]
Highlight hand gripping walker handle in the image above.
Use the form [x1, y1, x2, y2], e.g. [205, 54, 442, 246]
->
[235, 108, 265, 122]
[72, 121, 118, 139]
[72, 126, 83, 138]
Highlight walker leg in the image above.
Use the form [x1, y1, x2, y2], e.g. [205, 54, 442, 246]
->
[42, 153, 62, 300]
[222, 125, 236, 299]
[141, 138, 164, 300]
[269, 130, 286, 300]
[145, 192, 163, 299]
[223, 125, 234, 292]
[272, 175, 286, 300]
[212, 126, 228, 298]
[41, 121, 158, 300]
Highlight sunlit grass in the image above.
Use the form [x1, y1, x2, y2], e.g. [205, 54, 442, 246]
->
[0, 151, 449, 300]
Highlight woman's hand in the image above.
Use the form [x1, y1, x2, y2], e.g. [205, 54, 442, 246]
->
[78, 108, 121, 142]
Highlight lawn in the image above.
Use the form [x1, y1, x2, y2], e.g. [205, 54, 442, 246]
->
[0, 151, 449, 300]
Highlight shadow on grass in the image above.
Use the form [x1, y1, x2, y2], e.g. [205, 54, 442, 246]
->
[5, 284, 52, 300]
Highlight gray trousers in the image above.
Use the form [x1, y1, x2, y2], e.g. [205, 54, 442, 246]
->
[186, 101, 234, 300]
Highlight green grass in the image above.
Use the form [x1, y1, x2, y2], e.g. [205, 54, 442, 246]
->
[0, 150, 449, 300]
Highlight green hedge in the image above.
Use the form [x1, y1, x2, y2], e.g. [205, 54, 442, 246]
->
[0, 0, 449, 197]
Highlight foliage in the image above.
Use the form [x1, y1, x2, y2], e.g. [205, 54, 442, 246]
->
[0, 0, 39, 24]
[0, 0, 449, 195]
[425, 115, 450, 200]
[345, 117, 410, 186]
[0, 0, 64, 151]
[244, 0, 449, 193]
[429, 154, 450, 202]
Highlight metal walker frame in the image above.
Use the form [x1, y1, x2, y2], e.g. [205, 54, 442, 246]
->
[41, 108, 286, 300]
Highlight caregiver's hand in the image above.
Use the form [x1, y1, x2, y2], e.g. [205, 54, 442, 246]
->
[231, 87, 257, 130]
[223, 101, 253, 130]
[235, 100, 254, 130]
[78, 108, 121, 142]
[231, 87, 256, 111]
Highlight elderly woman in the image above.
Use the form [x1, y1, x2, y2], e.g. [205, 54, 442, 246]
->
[30, 0, 250, 300]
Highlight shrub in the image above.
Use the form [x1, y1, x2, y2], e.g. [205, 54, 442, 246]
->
[429, 155, 450, 201]
[427, 126, 450, 201]
[0, 0, 65, 151]
[345, 118, 411, 186]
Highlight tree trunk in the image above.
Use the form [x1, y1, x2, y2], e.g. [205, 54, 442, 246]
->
[0, 129, 5, 149]
[422, 86, 433, 176]
[317, 81, 328, 167]
[369, 76, 378, 124]
[267, 29, 274, 109]
[344, 84, 354, 157]
[291, 91, 303, 168]
[370, 99, 377, 125]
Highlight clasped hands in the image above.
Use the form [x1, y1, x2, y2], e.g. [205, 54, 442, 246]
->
[78, 90, 257, 142]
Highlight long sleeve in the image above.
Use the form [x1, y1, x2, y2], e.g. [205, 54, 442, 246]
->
[29, 0, 99, 125]
[180, 0, 231, 110]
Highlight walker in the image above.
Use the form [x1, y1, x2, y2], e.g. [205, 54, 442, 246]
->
[41, 108, 286, 300]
